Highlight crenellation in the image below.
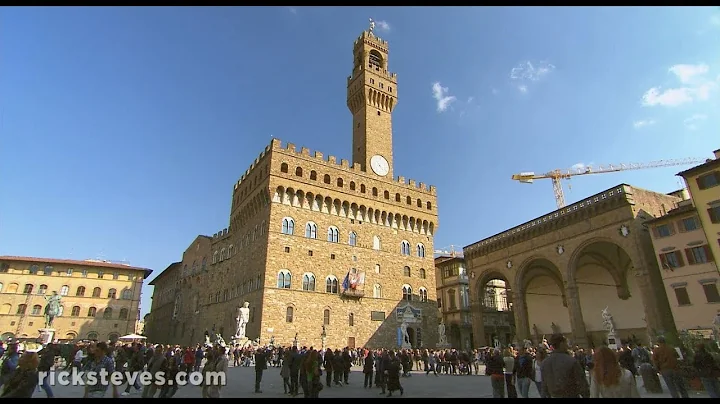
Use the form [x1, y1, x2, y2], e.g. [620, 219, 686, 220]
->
[286, 143, 296, 153]
[409, 179, 417, 187]
[314, 151, 324, 160]
[419, 182, 426, 191]
[352, 162, 362, 171]
[328, 155, 337, 164]
[397, 176, 405, 184]
[300, 147, 310, 156]
[340, 159, 349, 168]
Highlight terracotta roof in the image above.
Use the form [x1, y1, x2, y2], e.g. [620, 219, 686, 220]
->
[677, 158, 720, 177]
[0, 256, 153, 279]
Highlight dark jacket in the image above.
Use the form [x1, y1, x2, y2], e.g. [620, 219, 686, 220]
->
[540, 350, 590, 398]
[485, 353, 504, 376]
[0, 369, 39, 398]
[254, 351, 268, 371]
[516, 353, 534, 379]
[693, 350, 720, 379]
[363, 354, 374, 373]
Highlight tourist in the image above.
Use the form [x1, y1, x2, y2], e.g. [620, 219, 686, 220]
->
[304, 349, 322, 398]
[652, 336, 688, 398]
[692, 343, 720, 398]
[37, 344, 56, 398]
[540, 333, 590, 398]
[323, 348, 334, 388]
[83, 342, 119, 398]
[426, 350, 439, 376]
[206, 345, 228, 398]
[0, 341, 19, 390]
[516, 347, 534, 398]
[533, 349, 548, 397]
[280, 350, 291, 394]
[254, 347, 268, 394]
[0, 352, 39, 398]
[589, 346, 640, 397]
[122, 343, 144, 396]
[384, 350, 404, 397]
[201, 348, 216, 398]
[142, 345, 167, 398]
[363, 349, 374, 387]
[485, 348, 505, 398]
[502, 347, 518, 398]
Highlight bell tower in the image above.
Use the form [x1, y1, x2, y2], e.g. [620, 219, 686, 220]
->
[347, 19, 397, 179]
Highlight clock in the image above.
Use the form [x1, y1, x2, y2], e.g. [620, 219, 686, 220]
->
[370, 155, 389, 176]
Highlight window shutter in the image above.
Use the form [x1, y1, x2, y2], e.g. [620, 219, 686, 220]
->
[704, 245, 714, 262]
[685, 248, 696, 265]
[659, 254, 668, 269]
[675, 251, 685, 267]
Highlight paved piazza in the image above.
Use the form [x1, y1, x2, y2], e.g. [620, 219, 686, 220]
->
[37, 364, 708, 398]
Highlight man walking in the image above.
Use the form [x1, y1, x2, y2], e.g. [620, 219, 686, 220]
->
[540, 334, 589, 398]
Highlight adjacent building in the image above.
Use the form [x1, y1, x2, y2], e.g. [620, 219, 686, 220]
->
[147, 24, 440, 349]
[646, 194, 718, 335]
[0, 256, 152, 342]
[434, 255, 472, 349]
[678, 149, 720, 270]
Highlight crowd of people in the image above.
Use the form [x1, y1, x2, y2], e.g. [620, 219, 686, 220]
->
[0, 332, 718, 398]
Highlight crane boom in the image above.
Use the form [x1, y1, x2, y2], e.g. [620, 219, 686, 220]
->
[512, 157, 707, 209]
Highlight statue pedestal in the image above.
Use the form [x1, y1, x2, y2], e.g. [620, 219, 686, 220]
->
[38, 328, 55, 345]
[436, 342, 451, 350]
[231, 336, 251, 348]
[606, 331, 618, 351]
[401, 341, 412, 349]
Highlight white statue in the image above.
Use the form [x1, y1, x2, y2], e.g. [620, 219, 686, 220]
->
[400, 321, 410, 345]
[235, 302, 250, 339]
[438, 320, 447, 344]
[369, 18, 375, 33]
[601, 306, 616, 334]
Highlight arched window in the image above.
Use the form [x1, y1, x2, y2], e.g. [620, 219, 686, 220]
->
[323, 308, 330, 325]
[403, 266, 411, 277]
[295, 166, 303, 177]
[337, 178, 344, 187]
[16, 304, 27, 315]
[38, 284, 48, 295]
[427, 201, 432, 210]
[277, 270, 291, 289]
[280, 163, 289, 173]
[119, 308, 129, 320]
[348, 232, 357, 246]
[349, 181, 356, 190]
[373, 284, 382, 298]
[103, 308, 113, 319]
[348, 313, 354, 327]
[327, 226, 339, 243]
[374, 264, 381, 274]
[32, 305, 42, 315]
[281, 217, 295, 235]
[419, 287, 428, 302]
[372, 187, 378, 196]
[419, 268, 426, 279]
[325, 276, 338, 294]
[369, 50, 383, 68]
[60, 285, 69, 296]
[417, 243, 426, 258]
[395, 193, 401, 202]
[373, 236, 381, 250]
[360, 184, 366, 193]
[87, 307, 97, 317]
[29, 265, 39, 275]
[406, 196, 412, 205]
[121, 289, 133, 300]
[92, 287, 101, 298]
[108, 288, 117, 299]
[302, 274, 316, 291]
[23, 284, 33, 294]
[286, 306, 294, 323]
[383, 190, 390, 199]
[87, 332, 98, 340]
[71, 306, 80, 317]
[310, 170, 317, 181]
[402, 285, 412, 301]
[323, 174, 331, 184]
[400, 241, 411, 256]
[44, 265, 54, 275]
[305, 222, 318, 239]
[212, 251, 219, 264]
[76, 286, 85, 296]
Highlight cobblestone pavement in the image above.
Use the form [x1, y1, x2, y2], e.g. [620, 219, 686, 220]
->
[37, 364, 709, 398]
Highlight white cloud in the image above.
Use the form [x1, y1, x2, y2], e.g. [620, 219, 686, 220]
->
[431, 82, 456, 113]
[641, 63, 718, 107]
[571, 162, 592, 172]
[509, 61, 555, 93]
[684, 114, 707, 130]
[287, 6, 297, 14]
[633, 119, 656, 129]
[375, 20, 391, 32]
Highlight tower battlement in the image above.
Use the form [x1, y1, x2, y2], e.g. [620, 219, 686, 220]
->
[233, 143, 273, 191]
[269, 138, 436, 196]
[212, 227, 230, 239]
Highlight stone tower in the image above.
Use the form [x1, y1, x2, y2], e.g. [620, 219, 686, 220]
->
[347, 22, 397, 179]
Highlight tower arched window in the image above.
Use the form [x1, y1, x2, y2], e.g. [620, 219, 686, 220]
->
[280, 163, 289, 173]
[337, 178, 344, 187]
[395, 193, 401, 202]
[119, 308, 129, 320]
[281, 217, 295, 235]
[103, 308, 113, 319]
[402, 285, 412, 301]
[295, 167, 303, 177]
[286, 306, 294, 323]
[369, 50, 383, 69]
[305, 222, 318, 239]
[348, 313, 354, 327]
[326, 276, 339, 294]
[327, 226, 339, 243]
[373, 236, 381, 250]
[277, 270, 291, 289]
[71, 306, 80, 317]
[419, 287, 428, 302]
[400, 241, 411, 256]
[383, 190, 390, 199]
[419, 268, 426, 279]
[349, 181, 356, 191]
[302, 273, 316, 291]
[373, 284, 382, 298]
[310, 170, 317, 181]
[87, 307, 97, 317]
[403, 266, 411, 277]
[348, 232, 357, 246]
[76, 286, 86, 296]
[323, 174, 331, 184]
[417, 243, 426, 258]
[323, 308, 331, 325]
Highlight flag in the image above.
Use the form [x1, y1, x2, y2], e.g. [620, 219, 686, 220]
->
[342, 272, 350, 291]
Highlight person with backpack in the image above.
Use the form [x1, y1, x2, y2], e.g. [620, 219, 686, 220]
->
[121, 344, 144, 396]
[0, 341, 20, 391]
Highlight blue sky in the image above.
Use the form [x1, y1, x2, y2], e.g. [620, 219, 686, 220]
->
[1, 7, 718, 317]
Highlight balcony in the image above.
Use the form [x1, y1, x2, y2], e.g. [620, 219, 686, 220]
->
[341, 289, 364, 299]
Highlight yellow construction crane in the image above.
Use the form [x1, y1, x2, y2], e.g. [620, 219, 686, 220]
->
[512, 157, 707, 209]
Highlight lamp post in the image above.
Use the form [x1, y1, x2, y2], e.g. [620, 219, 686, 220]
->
[321, 326, 327, 351]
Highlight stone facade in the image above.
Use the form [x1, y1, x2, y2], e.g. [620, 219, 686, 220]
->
[464, 184, 681, 348]
[435, 256, 473, 350]
[0, 256, 151, 342]
[147, 27, 440, 349]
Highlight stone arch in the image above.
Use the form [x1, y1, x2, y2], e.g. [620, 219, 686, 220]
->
[514, 256, 569, 342]
[567, 237, 633, 300]
[514, 256, 566, 305]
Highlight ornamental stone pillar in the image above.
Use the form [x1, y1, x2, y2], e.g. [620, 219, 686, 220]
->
[512, 291, 530, 341]
[565, 284, 589, 348]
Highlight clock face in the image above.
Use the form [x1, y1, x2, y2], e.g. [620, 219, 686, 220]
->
[370, 155, 389, 176]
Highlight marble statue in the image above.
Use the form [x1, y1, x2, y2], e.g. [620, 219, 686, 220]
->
[234, 302, 250, 340]
[204, 332, 211, 346]
[369, 18, 375, 33]
[601, 306, 616, 334]
[43, 292, 62, 328]
[493, 338, 500, 349]
[551, 322, 561, 334]
[438, 320, 447, 344]
[400, 321, 410, 346]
